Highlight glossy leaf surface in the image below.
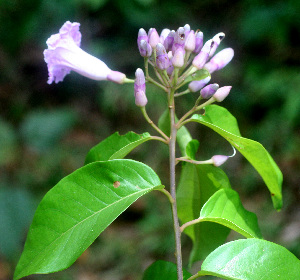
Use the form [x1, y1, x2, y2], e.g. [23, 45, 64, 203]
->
[14, 160, 163, 280]
[85, 131, 152, 164]
[199, 188, 262, 238]
[142, 260, 192, 280]
[198, 239, 300, 279]
[177, 163, 231, 264]
[190, 105, 283, 210]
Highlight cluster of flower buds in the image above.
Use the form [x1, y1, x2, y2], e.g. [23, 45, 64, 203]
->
[135, 24, 234, 106]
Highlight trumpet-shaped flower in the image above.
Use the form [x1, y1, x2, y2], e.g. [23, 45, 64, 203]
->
[44, 21, 126, 84]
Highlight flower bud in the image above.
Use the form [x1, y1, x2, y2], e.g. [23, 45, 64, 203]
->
[137, 28, 148, 46]
[156, 43, 170, 70]
[213, 86, 232, 102]
[164, 30, 175, 52]
[139, 40, 152, 57]
[184, 30, 196, 52]
[211, 155, 229, 167]
[188, 76, 211, 92]
[200, 83, 219, 99]
[209, 32, 225, 58]
[135, 90, 148, 107]
[172, 48, 185, 68]
[148, 28, 160, 48]
[172, 27, 186, 53]
[134, 68, 147, 107]
[204, 48, 234, 73]
[160, 28, 170, 44]
[192, 39, 214, 69]
[193, 31, 203, 53]
[107, 71, 126, 84]
[134, 68, 146, 93]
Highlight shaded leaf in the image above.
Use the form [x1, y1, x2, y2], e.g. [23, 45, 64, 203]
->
[14, 160, 163, 280]
[177, 163, 231, 264]
[142, 260, 192, 280]
[185, 139, 200, 160]
[198, 239, 300, 279]
[190, 105, 283, 210]
[85, 131, 152, 164]
[199, 188, 262, 238]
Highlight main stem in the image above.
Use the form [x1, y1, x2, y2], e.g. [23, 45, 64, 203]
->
[169, 90, 183, 280]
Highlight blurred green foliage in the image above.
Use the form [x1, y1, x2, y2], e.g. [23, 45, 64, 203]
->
[0, 0, 299, 279]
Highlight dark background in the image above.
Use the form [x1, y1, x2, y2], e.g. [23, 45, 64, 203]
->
[0, 0, 299, 279]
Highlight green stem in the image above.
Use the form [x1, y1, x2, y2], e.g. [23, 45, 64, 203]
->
[180, 217, 202, 233]
[176, 97, 216, 129]
[158, 188, 175, 204]
[141, 107, 169, 142]
[168, 88, 183, 280]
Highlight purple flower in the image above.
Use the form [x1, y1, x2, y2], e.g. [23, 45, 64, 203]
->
[44, 21, 126, 84]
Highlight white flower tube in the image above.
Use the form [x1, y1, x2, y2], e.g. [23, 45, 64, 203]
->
[44, 21, 126, 84]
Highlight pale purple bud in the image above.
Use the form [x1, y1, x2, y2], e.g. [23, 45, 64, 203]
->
[183, 24, 191, 33]
[44, 21, 118, 84]
[211, 155, 229, 167]
[167, 64, 174, 76]
[200, 83, 219, 99]
[183, 24, 191, 38]
[139, 40, 152, 57]
[192, 39, 214, 69]
[172, 27, 186, 54]
[209, 32, 225, 58]
[188, 76, 211, 92]
[205, 48, 234, 73]
[193, 31, 203, 53]
[134, 68, 146, 94]
[172, 48, 185, 68]
[134, 68, 147, 107]
[107, 71, 126, 84]
[135, 90, 148, 107]
[184, 30, 196, 52]
[137, 28, 148, 46]
[213, 86, 232, 102]
[160, 28, 170, 44]
[156, 43, 170, 70]
[148, 28, 160, 48]
[164, 30, 175, 52]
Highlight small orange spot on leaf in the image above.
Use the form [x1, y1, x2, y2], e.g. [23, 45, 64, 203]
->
[113, 181, 121, 188]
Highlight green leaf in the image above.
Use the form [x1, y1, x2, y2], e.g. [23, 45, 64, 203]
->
[199, 188, 262, 238]
[190, 105, 283, 210]
[143, 260, 192, 280]
[158, 110, 192, 156]
[85, 131, 152, 164]
[14, 159, 163, 280]
[183, 68, 211, 84]
[185, 139, 200, 160]
[177, 163, 231, 264]
[198, 239, 300, 279]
